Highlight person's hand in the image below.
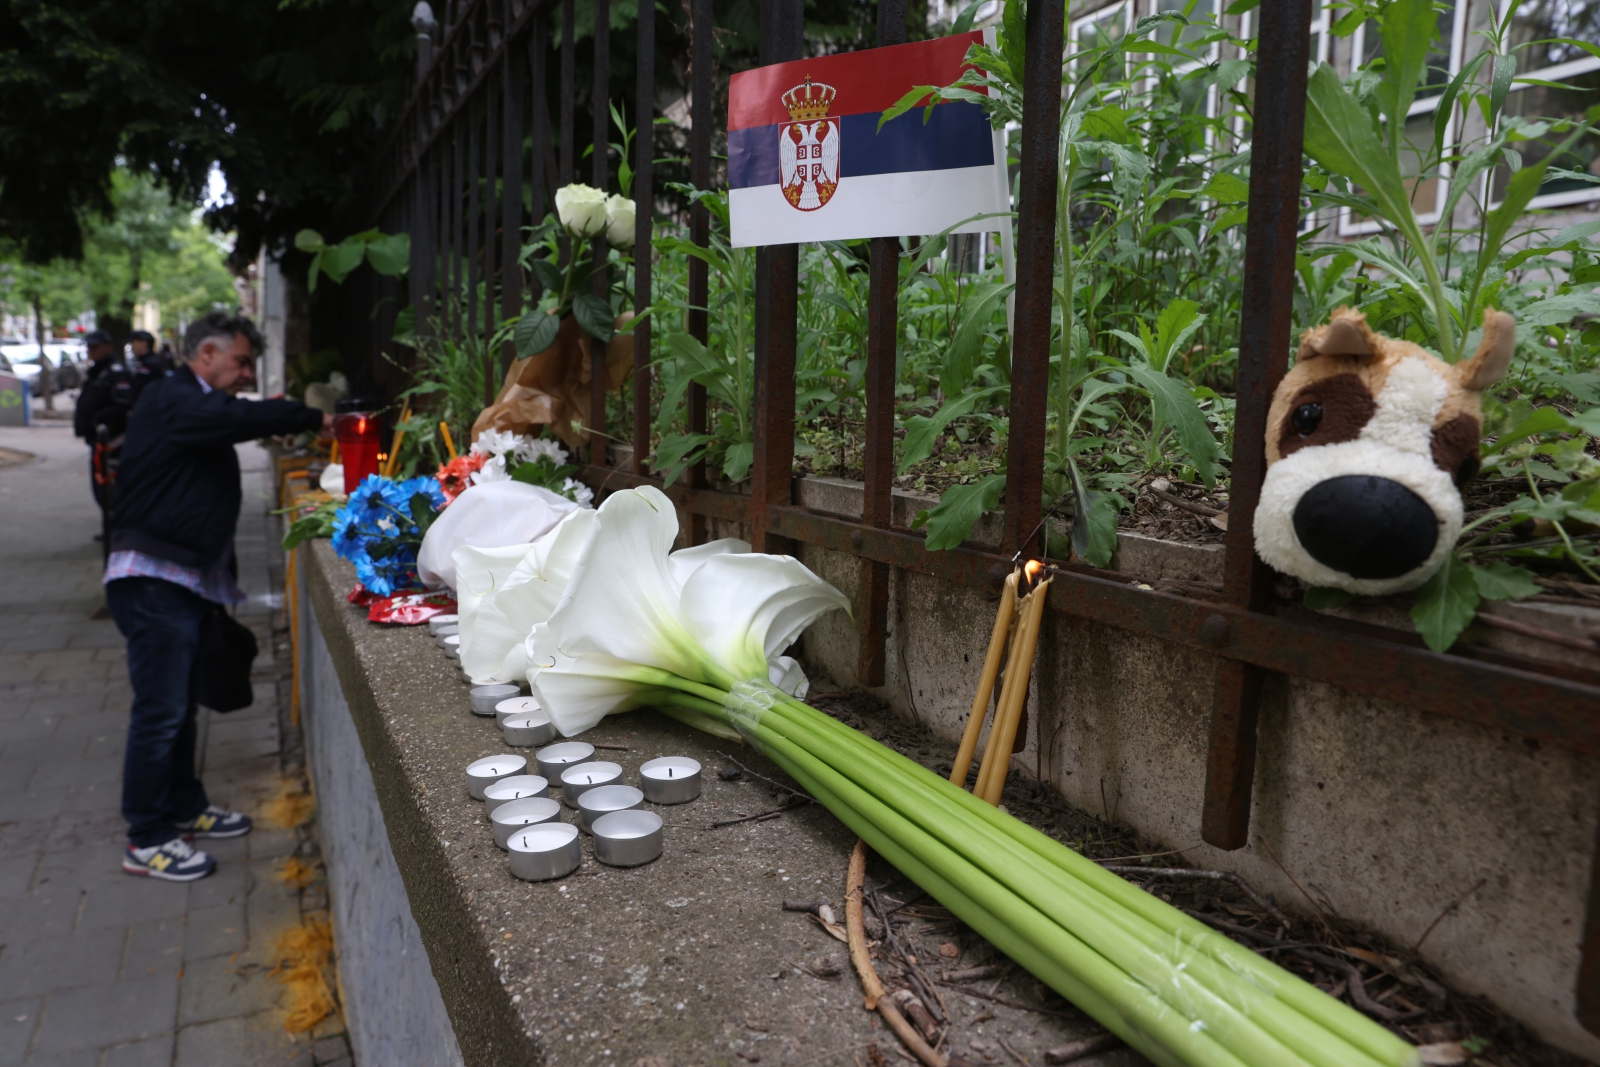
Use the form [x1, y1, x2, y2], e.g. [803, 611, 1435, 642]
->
[318, 413, 336, 438]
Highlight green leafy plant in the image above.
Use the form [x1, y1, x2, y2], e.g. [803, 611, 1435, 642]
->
[294, 228, 410, 293]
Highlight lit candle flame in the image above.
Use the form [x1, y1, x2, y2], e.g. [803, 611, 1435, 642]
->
[1024, 559, 1043, 585]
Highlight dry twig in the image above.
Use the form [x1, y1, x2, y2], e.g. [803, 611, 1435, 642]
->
[710, 809, 784, 829]
[1100, 866, 1289, 925]
[1042, 1033, 1123, 1065]
[846, 840, 947, 1067]
[716, 751, 817, 803]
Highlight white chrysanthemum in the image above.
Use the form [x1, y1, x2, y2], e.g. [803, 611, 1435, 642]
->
[522, 437, 568, 465]
[562, 478, 595, 509]
[471, 428, 522, 458]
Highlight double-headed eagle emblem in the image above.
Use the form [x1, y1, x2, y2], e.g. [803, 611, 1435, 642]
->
[779, 76, 839, 211]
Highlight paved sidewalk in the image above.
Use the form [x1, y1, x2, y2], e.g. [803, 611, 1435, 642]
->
[0, 422, 350, 1067]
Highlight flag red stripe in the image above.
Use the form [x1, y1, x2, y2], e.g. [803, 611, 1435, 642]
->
[727, 32, 985, 132]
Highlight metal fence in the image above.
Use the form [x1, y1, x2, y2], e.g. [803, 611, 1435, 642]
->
[342, 0, 1600, 1029]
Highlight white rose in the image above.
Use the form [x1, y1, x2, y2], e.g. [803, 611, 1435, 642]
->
[555, 184, 608, 238]
[604, 195, 637, 249]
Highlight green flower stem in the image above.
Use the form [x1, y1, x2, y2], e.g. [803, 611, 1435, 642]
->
[625, 681, 1414, 1067]
[754, 699, 1401, 1067]
[766, 697, 1409, 1067]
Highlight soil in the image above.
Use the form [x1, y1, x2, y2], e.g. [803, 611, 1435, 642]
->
[800, 686, 1593, 1067]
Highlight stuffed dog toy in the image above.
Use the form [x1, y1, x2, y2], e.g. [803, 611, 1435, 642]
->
[1253, 307, 1515, 595]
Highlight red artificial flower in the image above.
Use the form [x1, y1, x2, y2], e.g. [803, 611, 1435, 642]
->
[437, 451, 488, 502]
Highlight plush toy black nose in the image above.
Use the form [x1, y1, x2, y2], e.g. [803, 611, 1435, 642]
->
[1292, 475, 1438, 580]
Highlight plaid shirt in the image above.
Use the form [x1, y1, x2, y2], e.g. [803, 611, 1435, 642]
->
[103, 549, 247, 606]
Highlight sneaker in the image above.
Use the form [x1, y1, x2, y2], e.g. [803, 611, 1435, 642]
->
[123, 838, 216, 882]
[177, 804, 253, 839]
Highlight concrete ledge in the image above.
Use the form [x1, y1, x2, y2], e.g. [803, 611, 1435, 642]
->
[295, 540, 1108, 1066]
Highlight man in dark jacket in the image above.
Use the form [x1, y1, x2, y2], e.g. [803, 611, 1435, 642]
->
[105, 311, 331, 882]
[73, 330, 145, 528]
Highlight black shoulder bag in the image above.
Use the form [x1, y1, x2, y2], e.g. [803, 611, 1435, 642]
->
[194, 605, 259, 713]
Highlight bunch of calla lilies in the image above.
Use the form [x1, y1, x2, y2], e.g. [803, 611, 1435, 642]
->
[451, 487, 1419, 1067]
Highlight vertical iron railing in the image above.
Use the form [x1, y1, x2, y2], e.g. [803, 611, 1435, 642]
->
[349, 0, 1600, 1031]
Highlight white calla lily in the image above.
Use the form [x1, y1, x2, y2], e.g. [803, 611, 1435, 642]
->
[460, 508, 599, 682]
[527, 486, 847, 735]
[452, 543, 537, 681]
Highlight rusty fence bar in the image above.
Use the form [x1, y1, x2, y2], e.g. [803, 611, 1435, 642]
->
[359, 0, 1600, 1030]
[1200, 0, 1313, 852]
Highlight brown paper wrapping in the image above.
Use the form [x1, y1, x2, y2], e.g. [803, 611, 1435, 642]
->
[470, 312, 634, 451]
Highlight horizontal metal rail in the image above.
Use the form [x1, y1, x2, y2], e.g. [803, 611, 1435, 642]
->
[579, 464, 1600, 753]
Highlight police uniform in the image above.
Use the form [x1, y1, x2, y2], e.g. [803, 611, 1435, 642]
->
[75, 356, 152, 510]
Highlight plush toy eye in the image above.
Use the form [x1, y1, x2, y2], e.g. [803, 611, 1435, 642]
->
[1291, 402, 1323, 437]
[1455, 453, 1480, 488]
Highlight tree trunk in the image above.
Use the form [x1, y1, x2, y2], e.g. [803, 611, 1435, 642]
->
[34, 297, 53, 412]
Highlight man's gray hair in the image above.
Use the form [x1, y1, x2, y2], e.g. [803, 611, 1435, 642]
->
[183, 311, 265, 361]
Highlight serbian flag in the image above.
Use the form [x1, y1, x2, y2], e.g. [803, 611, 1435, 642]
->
[727, 32, 1008, 248]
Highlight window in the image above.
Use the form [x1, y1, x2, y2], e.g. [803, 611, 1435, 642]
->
[1338, 0, 1468, 235]
[1489, 0, 1600, 209]
[1069, 0, 1133, 77]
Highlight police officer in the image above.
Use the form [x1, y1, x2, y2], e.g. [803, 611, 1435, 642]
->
[74, 330, 153, 549]
[128, 331, 174, 377]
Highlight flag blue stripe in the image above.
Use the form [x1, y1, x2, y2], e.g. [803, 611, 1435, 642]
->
[727, 102, 994, 190]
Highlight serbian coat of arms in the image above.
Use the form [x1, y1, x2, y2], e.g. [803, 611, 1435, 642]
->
[778, 76, 839, 211]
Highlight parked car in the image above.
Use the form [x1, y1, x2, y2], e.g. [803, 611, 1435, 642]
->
[0, 345, 62, 393]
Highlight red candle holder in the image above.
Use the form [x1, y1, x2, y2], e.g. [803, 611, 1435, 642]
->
[334, 412, 383, 494]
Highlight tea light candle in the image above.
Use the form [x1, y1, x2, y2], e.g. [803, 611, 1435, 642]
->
[432, 625, 460, 646]
[465, 754, 527, 799]
[507, 822, 582, 881]
[482, 774, 549, 812]
[470, 684, 520, 716]
[560, 761, 623, 806]
[639, 756, 702, 805]
[502, 712, 556, 748]
[576, 784, 644, 833]
[441, 634, 461, 659]
[535, 741, 595, 782]
[494, 695, 542, 726]
[427, 613, 460, 635]
[591, 809, 664, 867]
[491, 796, 563, 849]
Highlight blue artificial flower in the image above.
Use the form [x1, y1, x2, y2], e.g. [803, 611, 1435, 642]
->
[345, 475, 394, 527]
[383, 475, 446, 524]
[354, 543, 421, 597]
[331, 509, 370, 563]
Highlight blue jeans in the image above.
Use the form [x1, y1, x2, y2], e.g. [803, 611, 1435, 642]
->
[106, 577, 211, 847]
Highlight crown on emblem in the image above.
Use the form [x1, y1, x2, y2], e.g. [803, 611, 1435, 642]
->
[782, 76, 837, 121]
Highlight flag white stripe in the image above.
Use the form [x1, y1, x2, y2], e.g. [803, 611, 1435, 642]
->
[729, 165, 1008, 248]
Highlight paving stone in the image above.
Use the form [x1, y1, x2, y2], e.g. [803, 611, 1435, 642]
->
[0, 996, 43, 1066]
[59, 783, 120, 815]
[0, 854, 37, 897]
[185, 862, 250, 912]
[178, 953, 279, 1025]
[182, 904, 247, 962]
[0, 789, 67, 823]
[0, 892, 80, 947]
[0, 931, 123, 999]
[244, 827, 298, 862]
[34, 845, 125, 893]
[24, 1048, 100, 1066]
[0, 819, 56, 857]
[42, 809, 125, 853]
[28, 973, 179, 1057]
[239, 891, 300, 969]
[100, 1035, 175, 1067]
[121, 918, 185, 980]
[310, 1035, 348, 1063]
[0, 716, 64, 744]
[32, 758, 122, 791]
[175, 1013, 312, 1067]
[78, 877, 190, 930]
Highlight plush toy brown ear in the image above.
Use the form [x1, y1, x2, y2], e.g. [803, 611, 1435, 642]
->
[1456, 308, 1516, 391]
[1307, 308, 1375, 360]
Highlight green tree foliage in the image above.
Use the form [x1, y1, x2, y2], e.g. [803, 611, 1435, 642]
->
[0, 0, 416, 264]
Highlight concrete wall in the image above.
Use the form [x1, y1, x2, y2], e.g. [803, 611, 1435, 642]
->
[300, 580, 466, 1067]
[781, 476, 1600, 1062]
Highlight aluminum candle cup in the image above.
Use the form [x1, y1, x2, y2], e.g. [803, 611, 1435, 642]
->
[507, 822, 582, 881]
[502, 712, 556, 748]
[639, 756, 702, 805]
[494, 696, 542, 726]
[441, 634, 461, 659]
[576, 784, 644, 833]
[427, 614, 459, 635]
[591, 809, 664, 867]
[491, 797, 563, 849]
[560, 762, 623, 806]
[432, 625, 460, 646]
[465, 754, 527, 800]
[470, 684, 520, 716]
[535, 741, 595, 782]
[482, 774, 550, 812]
